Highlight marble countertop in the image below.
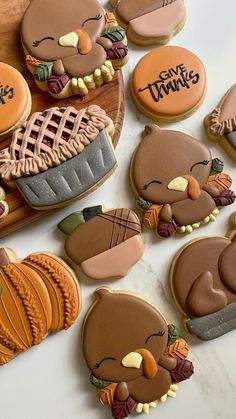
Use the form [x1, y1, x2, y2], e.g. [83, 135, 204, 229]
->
[1, 0, 236, 418]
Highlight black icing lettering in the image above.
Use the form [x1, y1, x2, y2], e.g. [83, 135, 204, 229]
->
[138, 64, 200, 103]
[0, 82, 15, 105]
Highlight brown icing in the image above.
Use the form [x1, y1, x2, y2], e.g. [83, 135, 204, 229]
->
[128, 0, 185, 39]
[0, 62, 29, 135]
[0, 250, 80, 365]
[132, 46, 206, 117]
[171, 237, 236, 318]
[209, 85, 236, 136]
[65, 208, 141, 264]
[0, 105, 110, 181]
[83, 288, 193, 406]
[116, 0, 176, 24]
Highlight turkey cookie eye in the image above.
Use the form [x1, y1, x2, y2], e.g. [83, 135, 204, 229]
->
[82, 14, 103, 27]
[94, 356, 117, 370]
[145, 331, 165, 344]
[143, 180, 162, 190]
[190, 160, 210, 172]
[32, 36, 55, 47]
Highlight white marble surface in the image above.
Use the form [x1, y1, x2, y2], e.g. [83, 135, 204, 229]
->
[1, 0, 236, 418]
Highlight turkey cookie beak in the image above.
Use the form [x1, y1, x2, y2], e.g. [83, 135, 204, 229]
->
[59, 29, 92, 54]
[168, 175, 201, 200]
[122, 348, 158, 379]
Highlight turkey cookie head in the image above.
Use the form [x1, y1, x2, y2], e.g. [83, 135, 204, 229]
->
[83, 288, 168, 383]
[132, 125, 212, 205]
[21, 0, 107, 77]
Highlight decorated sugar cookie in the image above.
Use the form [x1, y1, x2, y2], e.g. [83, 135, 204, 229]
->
[0, 105, 116, 210]
[170, 212, 236, 340]
[58, 206, 144, 280]
[131, 46, 206, 122]
[83, 288, 194, 418]
[0, 187, 9, 220]
[21, 0, 129, 98]
[205, 84, 236, 162]
[110, 0, 186, 45]
[0, 247, 80, 365]
[0, 62, 31, 140]
[130, 124, 235, 238]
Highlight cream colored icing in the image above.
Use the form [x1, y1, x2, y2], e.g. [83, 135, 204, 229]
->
[122, 352, 143, 369]
[0, 105, 110, 181]
[128, 0, 185, 39]
[80, 235, 144, 280]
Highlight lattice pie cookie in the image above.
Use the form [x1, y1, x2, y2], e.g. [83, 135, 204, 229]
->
[21, 0, 129, 98]
[0, 105, 116, 209]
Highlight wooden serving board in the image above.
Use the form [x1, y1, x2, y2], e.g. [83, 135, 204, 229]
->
[0, 0, 124, 238]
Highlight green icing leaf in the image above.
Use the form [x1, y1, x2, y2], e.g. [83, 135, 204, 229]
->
[34, 62, 54, 81]
[168, 324, 179, 345]
[101, 25, 125, 42]
[210, 158, 224, 175]
[57, 212, 85, 235]
[137, 197, 152, 211]
[90, 374, 112, 389]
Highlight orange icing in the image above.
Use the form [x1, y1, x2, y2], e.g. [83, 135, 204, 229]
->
[132, 46, 206, 117]
[0, 63, 29, 134]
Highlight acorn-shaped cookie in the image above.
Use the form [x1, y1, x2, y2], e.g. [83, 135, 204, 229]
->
[21, 0, 129, 98]
[131, 124, 236, 238]
[170, 212, 236, 340]
[83, 288, 194, 418]
[58, 206, 144, 280]
[205, 84, 236, 162]
[0, 248, 80, 365]
[0, 105, 116, 209]
[110, 0, 186, 46]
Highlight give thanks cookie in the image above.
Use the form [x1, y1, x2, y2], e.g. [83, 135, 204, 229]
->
[110, 0, 186, 45]
[170, 212, 236, 341]
[131, 46, 206, 122]
[58, 206, 144, 280]
[0, 105, 116, 209]
[83, 288, 194, 418]
[0, 62, 31, 141]
[205, 84, 236, 161]
[0, 247, 80, 365]
[21, 0, 129, 98]
[130, 125, 236, 238]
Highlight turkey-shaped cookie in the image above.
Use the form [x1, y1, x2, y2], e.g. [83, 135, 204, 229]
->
[205, 84, 236, 162]
[83, 288, 194, 418]
[170, 212, 236, 341]
[58, 205, 144, 280]
[110, 0, 186, 45]
[130, 124, 236, 238]
[21, 0, 129, 98]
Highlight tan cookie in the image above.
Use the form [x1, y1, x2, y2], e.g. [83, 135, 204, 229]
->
[58, 205, 144, 280]
[205, 84, 236, 162]
[169, 212, 236, 341]
[0, 62, 31, 141]
[130, 124, 235, 238]
[130, 46, 206, 122]
[110, 0, 186, 45]
[0, 248, 80, 366]
[0, 105, 116, 209]
[21, 0, 129, 98]
[83, 288, 194, 418]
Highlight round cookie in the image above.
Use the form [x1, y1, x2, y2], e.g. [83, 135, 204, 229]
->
[130, 46, 206, 122]
[205, 84, 236, 162]
[130, 124, 236, 238]
[21, 0, 129, 98]
[0, 62, 31, 140]
[0, 105, 116, 209]
[169, 212, 236, 341]
[83, 288, 194, 418]
[110, 0, 186, 46]
[0, 247, 80, 366]
[58, 205, 144, 280]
